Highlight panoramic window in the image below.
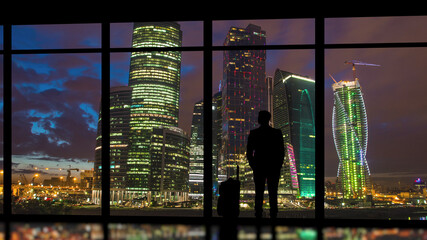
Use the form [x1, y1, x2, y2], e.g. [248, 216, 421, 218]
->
[108, 22, 203, 216]
[11, 53, 101, 215]
[212, 20, 316, 218]
[1, 14, 426, 239]
[324, 17, 427, 220]
[10, 24, 102, 215]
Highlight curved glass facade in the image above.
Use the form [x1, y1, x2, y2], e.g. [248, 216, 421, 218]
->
[273, 69, 315, 198]
[332, 80, 370, 201]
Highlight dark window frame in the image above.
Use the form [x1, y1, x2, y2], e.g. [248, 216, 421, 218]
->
[1, 13, 427, 239]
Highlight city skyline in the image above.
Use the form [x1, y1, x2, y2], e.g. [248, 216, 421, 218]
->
[2, 17, 427, 189]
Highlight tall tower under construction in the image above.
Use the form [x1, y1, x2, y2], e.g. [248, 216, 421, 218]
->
[332, 62, 371, 201]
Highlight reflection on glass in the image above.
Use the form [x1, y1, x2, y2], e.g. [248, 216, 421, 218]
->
[109, 224, 205, 240]
[211, 225, 317, 240]
[12, 24, 101, 50]
[11, 54, 101, 215]
[213, 19, 315, 46]
[11, 223, 103, 240]
[324, 228, 427, 239]
[105, 22, 203, 216]
[325, 16, 427, 44]
[212, 19, 315, 219]
[325, 48, 427, 219]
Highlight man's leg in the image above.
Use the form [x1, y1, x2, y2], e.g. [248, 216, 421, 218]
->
[267, 172, 280, 218]
[254, 172, 266, 218]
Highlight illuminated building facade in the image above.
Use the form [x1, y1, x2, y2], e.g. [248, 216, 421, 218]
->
[212, 91, 222, 195]
[127, 22, 182, 196]
[149, 126, 190, 203]
[332, 79, 370, 200]
[189, 100, 204, 198]
[286, 144, 299, 191]
[220, 24, 267, 193]
[189, 92, 223, 198]
[93, 86, 132, 204]
[273, 69, 315, 198]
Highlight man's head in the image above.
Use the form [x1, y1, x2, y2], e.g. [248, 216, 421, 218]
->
[258, 110, 271, 126]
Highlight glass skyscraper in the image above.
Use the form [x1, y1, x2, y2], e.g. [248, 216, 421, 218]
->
[127, 22, 183, 196]
[93, 86, 132, 204]
[149, 126, 190, 203]
[189, 100, 204, 198]
[220, 24, 267, 194]
[332, 79, 370, 201]
[273, 69, 315, 198]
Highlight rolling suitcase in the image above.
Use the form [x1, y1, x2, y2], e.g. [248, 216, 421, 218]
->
[217, 166, 240, 218]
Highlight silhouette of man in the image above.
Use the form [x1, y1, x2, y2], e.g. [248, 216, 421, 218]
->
[246, 110, 284, 218]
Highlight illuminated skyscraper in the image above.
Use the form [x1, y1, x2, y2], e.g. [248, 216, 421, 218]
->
[189, 92, 223, 198]
[220, 24, 267, 193]
[150, 126, 190, 203]
[332, 78, 370, 200]
[273, 69, 315, 198]
[93, 86, 132, 204]
[189, 100, 204, 198]
[212, 91, 222, 194]
[127, 22, 182, 196]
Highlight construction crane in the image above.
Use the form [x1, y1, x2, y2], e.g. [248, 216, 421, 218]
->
[66, 168, 79, 186]
[19, 174, 28, 185]
[344, 60, 380, 81]
[31, 174, 39, 185]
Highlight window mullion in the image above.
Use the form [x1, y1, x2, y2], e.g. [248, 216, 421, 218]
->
[315, 16, 325, 232]
[203, 19, 213, 219]
[3, 23, 12, 240]
[101, 22, 111, 221]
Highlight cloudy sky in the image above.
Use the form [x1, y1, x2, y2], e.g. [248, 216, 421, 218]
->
[2, 16, 427, 186]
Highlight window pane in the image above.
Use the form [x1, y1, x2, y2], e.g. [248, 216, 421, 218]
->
[110, 21, 203, 48]
[325, 16, 427, 44]
[12, 53, 101, 215]
[107, 22, 203, 217]
[325, 48, 427, 219]
[12, 24, 101, 50]
[213, 19, 315, 46]
[213, 48, 315, 218]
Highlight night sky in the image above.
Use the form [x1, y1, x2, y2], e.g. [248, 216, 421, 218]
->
[2, 16, 427, 186]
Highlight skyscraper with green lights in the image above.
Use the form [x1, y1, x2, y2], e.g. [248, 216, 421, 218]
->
[127, 22, 182, 196]
[272, 69, 315, 198]
[332, 79, 370, 201]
